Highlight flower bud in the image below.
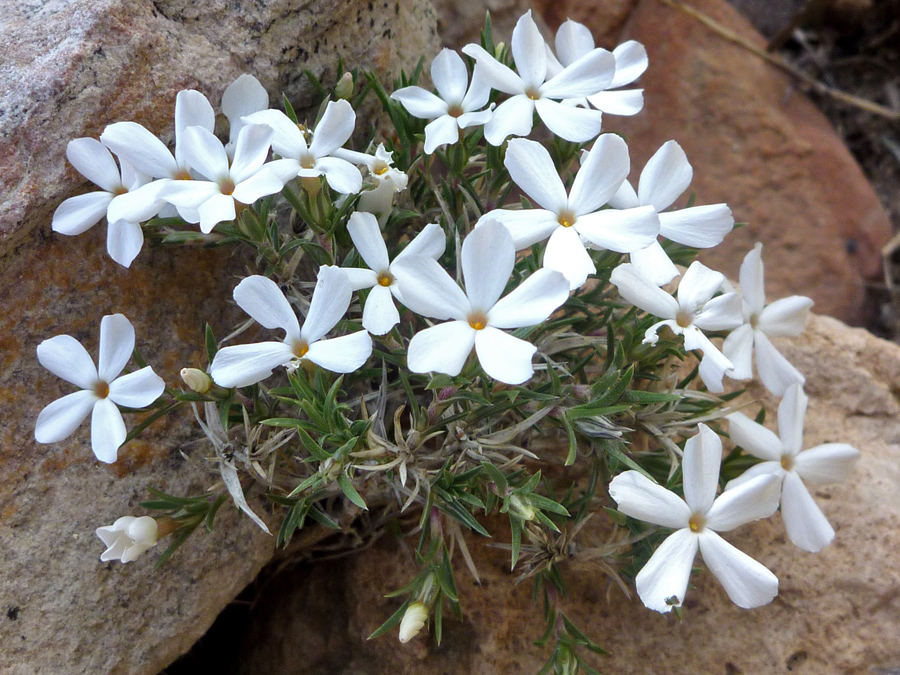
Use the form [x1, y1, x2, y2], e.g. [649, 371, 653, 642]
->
[335, 72, 354, 100]
[96, 516, 159, 563]
[398, 601, 428, 643]
[508, 494, 536, 521]
[494, 42, 506, 59]
[180, 367, 212, 394]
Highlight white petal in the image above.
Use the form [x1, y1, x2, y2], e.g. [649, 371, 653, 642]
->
[706, 474, 781, 531]
[754, 331, 805, 396]
[504, 139, 568, 212]
[727, 412, 783, 461]
[457, 108, 493, 130]
[698, 530, 778, 609]
[210, 341, 294, 387]
[722, 323, 755, 380]
[233, 275, 301, 338]
[108, 366, 166, 408]
[658, 204, 734, 248]
[794, 443, 860, 485]
[67, 137, 122, 192]
[682, 423, 722, 515]
[431, 48, 468, 104]
[781, 472, 834, 552]
[474, 326, 537, 384]
[585, 89, 644, 116]
[488, 268, 569, 329]
[391, 256, 470, 321]
[52, 192, 111, 236]
[778, 383, 808, 455]
[91, 398, 127, 463]
[181, 126, 229, 181]
[607, 179, 640, 210]
[309, 100, 356, 157]
[608, 471, 692, 528]
[396, 222, 446, 261]
[638, 141, 692, 211]
[461, 44, 524, 96]
[107, 181, 165, 224]
[362, 285, 400, 335]
[229, 124, 274, 184]
[635, 528, 699, 613]
[390, 86, 448, 119]
[541, 48, 616, 99]
[693, 292, 743, 332]
[630, 241, 679, 286]
[738, 243, 766, 316]
[461, 63, 492, 111]
[348, 211, 390, 272]
[483, 95, 534, 146]
[304, 331, 372, 372]
[316, 157, 363, 194]
[575, 206, 659, 253]
[479, 209, 559, 250]
[232, 162, 291, 204]
[198, 194, 236, 234]
[511, 10, 547, 89]
[407, 321, 476, 376]
[569, 134, 630, 215]
[242, 109, 308, 158]
[534, 98, 604, 143]
[555, 19, 594, 67]
[157, 180, 221, 210]
[543, 225, 595, 290]
[699, 351, 730, 394]
[96, 314, 134, 382]
[677, 261, 726, 315]
[100, 123, 178, 179]
[37, 338, 97, 398]
[343, 267, 378, 291]
[758, 295, 814, 337]
[611, 41, 649, 88]
[175, 90, 216, 150]
[423, 115, 461, 154]
[106, 220, 144, 269]
[222, 74, 269, 139]
[610, 263, 679, 319]
[301, 266, 352, 344]
[462, 220, 515, 312]
[723, 461, 783, 492]
[35, 391, 97, 444]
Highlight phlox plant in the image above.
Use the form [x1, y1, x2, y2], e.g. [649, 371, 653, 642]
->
[36, 10, 859, 673]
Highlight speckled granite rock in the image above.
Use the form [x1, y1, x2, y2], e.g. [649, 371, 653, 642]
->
[184, 313, 900, 675]
[0, 1, 439, 673]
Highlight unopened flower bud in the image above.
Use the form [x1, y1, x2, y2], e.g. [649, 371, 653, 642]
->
[96, 516, 159, 563]
[399, 601, 428, 643]
[335, 72, 354, 100]
[509, 494, 536, 521]
[494, 42, 506, 59]
[180, 367, 212, 394]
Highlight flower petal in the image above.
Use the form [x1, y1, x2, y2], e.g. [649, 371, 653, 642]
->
[611, 41, 649, 88]
[682, 423, 723, 515]
[677, 261, 726, 314]
[474, 326, 537, 384]
[504, 138, 568, 213]
[608, 470, 692, 528]
[511, 10, 547, 89]
[91, 398, 127, 463]
[658, 204, 734, 248]
[462, 220, 515, 312]
[555, 19, 594, 67]
[722, 323, 755, 380]
[479, 209, 559, 250]
[229, 124, 274, 184]
[97, 314, 135, 382]
[534, 98, 604, 143]
[181, 126, 229, 181]
[423, 115, 461, 154]
[758, 295, 814, 337]
[637, 141, 692, 211]
[221, 74, 269, 140]
[242, 109, 308, 158]
[635, 528, 699, 613]
[781, 471, 834, 552]
[794, 443, 860, 485]
[693, 292, 743, 332]
[309, 100, 356, 158]
[777, 383, 808, 455]
[461, 44, 524, 96]
[210, 341, 294, 388]
[175, 90, 216, 149]
[391, 86, 449, 119]
[106, 220, 144, 269]
[233, 275, 301, 338]
[738, 243, 766, 316]
[348, 211, 390, 272]
[541, 48, 616, 99]
[232, 161, 292, 204]
[754, 331, 805, 396]
[301, 266, 353, 344]
[575, 206, 659, 253]
[67, 137, 122, 192]
[488, 268, 569, 329]
[543, 225, 595, 290]
[706, 474, 781, 531]
[100, 123, 178, 179]
[586, 89, 645, 116]
[727, 412, 783, 461]
[407, 321, 476, 376]
[431, 48, 468, 104]
[35, 390, 97, 444]
[723, 461, 783, 492]
[361, 285, 400, 336]
[343, 267, 378, 291]
[52, 192, 111, 236]
[107, 181, 165, 224]
[569, 134, 630, 215]
[697, 530, 778, 609]
[630, 241, 680, 286]
[396, 222, 446, 261]
[37, 335, 98, 389]
[483, 95, 534, 146]
[304, 331, 372, 372]
[391, 256, 471, 321]
[108, 366, 165, 408]
[610, 263, 679, 319]
[198, 194, 236, 234]
[461, 63, 492, 111]
[316, 157, 363, 194]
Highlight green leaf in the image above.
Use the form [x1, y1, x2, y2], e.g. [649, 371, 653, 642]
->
[338, 473, 368, 510]
[367, 600, 411, 640]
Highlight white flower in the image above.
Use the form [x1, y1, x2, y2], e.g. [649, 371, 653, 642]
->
[392, 220, 570, 385]
[461, 10, 615, 145]
[35, 314, 166, 463]
[51, 138, 155, 268]
[343, 212, 445, 335]
[727, 384, 860, 552]
[333, 144, 409, 221]
[209, 267, 373, 387]
[242, 99, 362, 194]
[606, 141, 734, 286]
[96, 516, 159, 563]
[398, 601, 428, 643]
[390, 48, 493, 154]
[610, 261, 742, 392]
[723, 244, 813, 395]
[157, 123, 288, 234]
[547, 19, 648, 116]
[480, 136, 658, 290]
[608, 424, 781, 612]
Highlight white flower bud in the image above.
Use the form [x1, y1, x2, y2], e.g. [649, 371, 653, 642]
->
[398, 601, 428, 643]
[96, 516, 159, 563]
[180, 367, 212, 394]
[335, 72, 354, 100]
[508, 494, 536, 521]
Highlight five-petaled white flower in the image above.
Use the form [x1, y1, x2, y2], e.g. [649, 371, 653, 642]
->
[35, 314, 166, 463]
[334, 144, 409, 221]
[51, 139, 155, 268]
[480, 136, 658, 290]
[723, 243, 813, 395]
[546, 19, 648, 116]
[606, 140, 734, 286]
[391, 48, 493, 154]
[610, 261, 742, 392]
[343, 211, 446, 335]
[462, 10, 615, 145]
[727, 384, 859, 552]
[243, 99, 362, 194]
[392, 220, 570, 385]
[609, 424, 781, 612]
[96, 516, 159, 563]
[209, 267, 373, 387]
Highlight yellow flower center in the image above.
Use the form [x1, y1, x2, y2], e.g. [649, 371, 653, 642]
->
[781, 454, 794, 471]
[173, 169, 193, 181]
[94, 381, 110, 399]
[749, 313, 760, 329]
[373, 161, 390, 176]
[292, 340, 310, 358]
[557, 210, 576, 228]
[300, 155, 315, 170]
[468, 311, 488, 331]
[377, 271, 394, 287]
[688, 513, 706, 533]
[448, 104, 464, 118]
[525, 87, 541, 101]
[676, 311, 693, 328]
[219, 178, 236, 196]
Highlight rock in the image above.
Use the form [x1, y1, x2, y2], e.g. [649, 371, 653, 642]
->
[172, 313, 900, 674]
[0, 1, 439, 674]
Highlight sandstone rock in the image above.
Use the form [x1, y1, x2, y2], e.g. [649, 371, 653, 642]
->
[0, 1, 439, 673]
[175, 313, 900, 675]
